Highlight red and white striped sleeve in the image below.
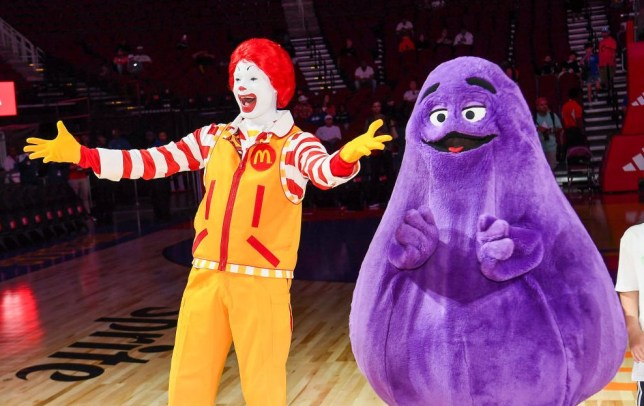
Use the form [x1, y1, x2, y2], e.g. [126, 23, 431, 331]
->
[285, 132, 360, 192]
[78, 124, 221, 181]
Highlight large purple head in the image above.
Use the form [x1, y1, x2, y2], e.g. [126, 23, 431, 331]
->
[407, 57, 541, 163]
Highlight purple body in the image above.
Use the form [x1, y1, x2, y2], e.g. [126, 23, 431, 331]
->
[349, 57, 626, 405]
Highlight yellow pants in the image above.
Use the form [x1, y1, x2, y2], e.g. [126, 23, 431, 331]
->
[168, 268, 292, 405]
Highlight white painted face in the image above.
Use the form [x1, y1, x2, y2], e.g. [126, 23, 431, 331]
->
[233, 60, 277, 120]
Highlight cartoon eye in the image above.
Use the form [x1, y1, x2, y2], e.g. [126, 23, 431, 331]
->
[461, 106, 486, 122]
[250, 77, 257, 81]
[429, 109, 449, 126]
[235, 77, 241, 82]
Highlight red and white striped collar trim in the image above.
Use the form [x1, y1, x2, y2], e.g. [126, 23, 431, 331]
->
[224, 110, 295, 140]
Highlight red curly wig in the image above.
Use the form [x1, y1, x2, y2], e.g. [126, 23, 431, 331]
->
[228, 38, 295, 108]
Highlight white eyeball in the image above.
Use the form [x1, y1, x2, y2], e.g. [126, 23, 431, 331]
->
[429, 109, 449, 127]
[461, 106, 486, 122]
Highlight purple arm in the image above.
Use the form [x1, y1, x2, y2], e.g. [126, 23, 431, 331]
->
[388, 206, 439, 270]
[476, 214, 544, 281]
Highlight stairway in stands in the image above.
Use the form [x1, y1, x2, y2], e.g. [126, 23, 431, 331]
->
[567, 0, 626, 166]
[282, 0, 345, 92]
[290, 36, 346, 92]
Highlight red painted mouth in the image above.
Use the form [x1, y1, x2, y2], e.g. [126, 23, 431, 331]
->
[239, 94, 257, 113]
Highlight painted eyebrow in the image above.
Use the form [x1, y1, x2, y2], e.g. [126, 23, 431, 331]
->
[420, 83, 440, 101]
[465, 77, 497, 94]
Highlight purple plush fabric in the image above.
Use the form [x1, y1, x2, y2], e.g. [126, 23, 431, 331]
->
[349, 57, 626, 405]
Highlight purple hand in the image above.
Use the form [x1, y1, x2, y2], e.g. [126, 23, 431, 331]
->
[388, 206, 438, 270]
[477, 214, 543, 281]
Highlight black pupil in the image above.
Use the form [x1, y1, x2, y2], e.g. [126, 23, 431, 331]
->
[465, 110, 475, 120]
[437, 113, 446, 122]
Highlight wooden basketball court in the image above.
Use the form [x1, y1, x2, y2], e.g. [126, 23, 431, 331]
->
[0, 192, 641, 405]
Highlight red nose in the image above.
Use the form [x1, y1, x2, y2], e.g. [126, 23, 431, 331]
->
[239, 86, 247, 91]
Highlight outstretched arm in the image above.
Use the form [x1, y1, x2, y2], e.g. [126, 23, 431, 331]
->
[292, 119, 392, 190]
[476, 214, 544, 282]
[25, 121, 214, 181]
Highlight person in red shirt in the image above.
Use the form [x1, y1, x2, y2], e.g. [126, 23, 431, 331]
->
[598, 26, 617, 96]
[560, 88, 586, 161]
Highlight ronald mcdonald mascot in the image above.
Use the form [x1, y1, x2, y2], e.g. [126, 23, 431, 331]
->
[25, 38, 391, 405]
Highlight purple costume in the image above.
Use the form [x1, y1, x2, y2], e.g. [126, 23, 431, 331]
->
[349, 57, 626, 405]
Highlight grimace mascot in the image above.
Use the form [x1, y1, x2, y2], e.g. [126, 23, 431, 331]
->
[349, 57, 626, 405]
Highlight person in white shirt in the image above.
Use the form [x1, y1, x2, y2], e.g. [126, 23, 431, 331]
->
[402, 80, 419, 104]
[396, 18, 414, 37]
[355, 60, 376, 91]
[315, 115, 342, 153]
[453, 27, 474, 46]
[615, 223, 644, 405]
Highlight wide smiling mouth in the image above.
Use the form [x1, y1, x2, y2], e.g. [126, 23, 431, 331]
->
[239, 94, 256, 106]
[423, 131, 497, 153]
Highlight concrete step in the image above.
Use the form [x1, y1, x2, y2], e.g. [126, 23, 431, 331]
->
[585, 123, 620, 132]
[587, 134, 609, 142]
[585, 115, 618, 123]
[308, 84, 347, 91]
[291, 36, 324, 44]
[297, 56, 335, 66]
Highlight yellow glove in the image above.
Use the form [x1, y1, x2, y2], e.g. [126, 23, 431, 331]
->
[23, 121, 81, 164]
[339, 119, 393, 163]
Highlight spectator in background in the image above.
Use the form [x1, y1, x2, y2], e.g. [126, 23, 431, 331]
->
[354, 60, 377, 91]
[192, 50, 216, 74]
[402, 80, 420, 105]
[398, 35, 416, 53]
[308, 105, 327, 128]
[539, 55, 559, 75]
[402, 80, 420, 117]
[435, 28, 452, 47]
[46, 162, 69, 185]
[396, 18, 414, 38]
[560, 51, 581, 75]
[416, 33, 431, 51]
[364, 101, 393, 208]
[561, 87, 586, 145]
[501, 60, 520, 82]
[561, 88, 586, 163]
[98, 63, 112, 88]
[453, 27, 474, 46]
[176, 34, 188, 50]
[321, 93, 336, 117]
[582, 43, 601, 103]
[128, 45, 152, 75]
[315, 115, 343, 153]
[598, 26, 617, 99]
[293, 94, 313, 122]
[335, 104, 351, 131]
[534, 97, 563, 170]
[131, 46, 151, 63]
[340, 38, 357, 58]
[113, 48, 129, 75]
[108, 128, 131, 150]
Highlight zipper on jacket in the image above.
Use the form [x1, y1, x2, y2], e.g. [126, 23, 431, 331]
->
[218, 152, 249, 270]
